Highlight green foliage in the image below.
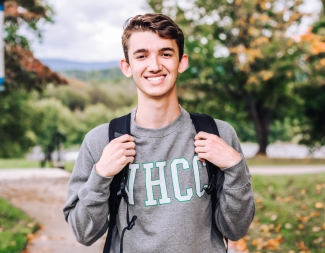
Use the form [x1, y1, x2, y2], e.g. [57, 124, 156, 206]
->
[4, 0, 54, 48]
[0, 197, 38, 253]
[296, 85, 325, 149]
[62, 68, 125, 84]
[0, 90, 42, 158]
[248, 173, 325, 252]
[41, 83, 91, 111]
[148, 0, 310, 154]
[35, 98, 85, 149]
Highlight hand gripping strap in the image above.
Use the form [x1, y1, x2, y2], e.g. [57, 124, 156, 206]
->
[104, 114, 132, 253]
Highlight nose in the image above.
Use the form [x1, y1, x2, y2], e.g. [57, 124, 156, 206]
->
[147, 56, 162, 72]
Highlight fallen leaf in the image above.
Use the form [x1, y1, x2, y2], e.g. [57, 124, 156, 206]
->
[275, 224, 282, 232]
[312, 226, 321, 232]
[315, 202, 323, 209]
[264, 235, 283, 250]
[26, 222, 35, 228]
[27, 233, 34, 242]
[313, 237, 323, 244]
[285, 223, 292, 229]
[298, 241, 308, 250]
[315, 184, 322, 190]
[310, 212, 320, 217]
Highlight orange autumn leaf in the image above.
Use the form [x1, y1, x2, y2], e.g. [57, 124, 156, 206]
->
[315, 202, 324, 209]
[298, 241, 308, 250]
[27, 233, 34, 242]
[275, 224, 282, 232]
[233, 238, 248, 251]
[264, 235, 283, 250]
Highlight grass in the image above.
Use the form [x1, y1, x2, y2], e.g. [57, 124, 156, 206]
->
[0, 158, 75, 172]
[243, 173, 325, 252]
[0, 198, 39, 253]
[246, 157, 325, 166]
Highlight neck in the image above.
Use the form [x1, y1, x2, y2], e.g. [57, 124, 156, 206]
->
[135, 93, 180, 129]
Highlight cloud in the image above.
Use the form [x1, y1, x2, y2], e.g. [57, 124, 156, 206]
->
[32, 0, 150, 62]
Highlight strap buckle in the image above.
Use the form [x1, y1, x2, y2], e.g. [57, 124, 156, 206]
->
[117, 181, 129, 203]
[204, 175, 216, 195]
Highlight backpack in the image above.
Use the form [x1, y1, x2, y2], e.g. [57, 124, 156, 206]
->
[103, 113, 227, 253]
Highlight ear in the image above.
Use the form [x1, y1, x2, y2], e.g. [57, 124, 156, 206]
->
[178, 54, 189, 73]
[120, 59, 132, 77]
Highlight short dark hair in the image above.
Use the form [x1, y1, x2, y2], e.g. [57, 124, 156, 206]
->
[122, 13, 184, 63]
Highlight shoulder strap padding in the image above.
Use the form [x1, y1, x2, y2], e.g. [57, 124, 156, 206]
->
[104, 113, 131, 253]
[189, 113, 226, 242]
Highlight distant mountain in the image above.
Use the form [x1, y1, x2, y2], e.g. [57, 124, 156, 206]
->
[39, 58, 120, 72]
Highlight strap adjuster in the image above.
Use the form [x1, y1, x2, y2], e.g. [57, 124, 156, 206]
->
[204, 175, 216, 195]
[127, 216, 137, 230]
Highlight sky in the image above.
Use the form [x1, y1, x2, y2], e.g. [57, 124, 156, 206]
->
[31, 0, 149, 62]
[29, 0, 322, 63]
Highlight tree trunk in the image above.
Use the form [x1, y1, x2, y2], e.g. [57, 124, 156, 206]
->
[247, 97, 273, 156]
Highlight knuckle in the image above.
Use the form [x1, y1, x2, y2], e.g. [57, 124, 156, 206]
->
[121, 156, 127, 164]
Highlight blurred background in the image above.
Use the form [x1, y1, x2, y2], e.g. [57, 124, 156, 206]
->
[1, 0, 325, 165]
[0, 0, 325, 252]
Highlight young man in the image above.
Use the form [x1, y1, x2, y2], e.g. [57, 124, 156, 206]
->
[63, 13, 255, 253]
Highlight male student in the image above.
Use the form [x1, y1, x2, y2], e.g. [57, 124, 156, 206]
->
[63, 13, 255, 253]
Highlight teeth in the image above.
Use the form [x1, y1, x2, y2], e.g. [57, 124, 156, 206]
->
[147, 76, 164, 81]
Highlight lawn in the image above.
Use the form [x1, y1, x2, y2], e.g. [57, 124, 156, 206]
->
[0, 158, 75, 172]
[0, 198, 39, 253]
[234, 173, 325, 253]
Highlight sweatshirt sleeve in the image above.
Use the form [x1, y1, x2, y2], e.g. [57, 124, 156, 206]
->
[63, 124, 112, 246]
[214, 120, 255, 241]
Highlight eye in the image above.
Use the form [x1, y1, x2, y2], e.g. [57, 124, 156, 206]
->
[136, 55, 146, 59]
[162, 53, 172, 57]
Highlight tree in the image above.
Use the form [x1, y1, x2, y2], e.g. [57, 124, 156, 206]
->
[0, 0, 67, 157]
[296, 1, 325, 149]
[148, 0, 311, 155]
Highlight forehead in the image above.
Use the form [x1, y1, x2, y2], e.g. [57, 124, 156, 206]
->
[128, 31, 179, 53]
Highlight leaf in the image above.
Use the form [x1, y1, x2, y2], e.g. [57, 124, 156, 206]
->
[315, 202, 323, 209]
[297, 241, 308, 250]
[27, 233, 34, 242]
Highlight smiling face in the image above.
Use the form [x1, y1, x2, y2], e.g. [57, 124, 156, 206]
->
[120, 31, 188, 100]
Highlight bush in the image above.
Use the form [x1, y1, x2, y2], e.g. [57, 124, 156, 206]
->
[0, 90, 42, 158]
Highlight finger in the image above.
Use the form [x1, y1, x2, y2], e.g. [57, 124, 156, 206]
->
[122, 141, 136, 150]
[125, 156, 135, 165]
[115, 134, 134, 143]
[197, 153, 207, 162]
[195, 146, 208, 153]
[194, 131, 210, 140]
[194, 140, 206, 147]
[125, 149, 136, 157]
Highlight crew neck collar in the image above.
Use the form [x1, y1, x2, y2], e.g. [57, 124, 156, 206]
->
[130, 106, 190, 138]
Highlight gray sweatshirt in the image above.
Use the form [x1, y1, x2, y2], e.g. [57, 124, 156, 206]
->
[63, 107, 255, 253]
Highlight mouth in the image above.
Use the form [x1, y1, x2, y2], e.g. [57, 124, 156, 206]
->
[145, 75, 166, 84]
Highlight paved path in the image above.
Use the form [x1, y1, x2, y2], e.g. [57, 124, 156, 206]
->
[1, 165, 324, 253]
[0, 169, 105, 253]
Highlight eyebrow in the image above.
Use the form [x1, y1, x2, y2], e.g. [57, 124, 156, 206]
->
[133, 49, 149, 55]
[133, 47, 175, 55]
[159, 47, 175, 52]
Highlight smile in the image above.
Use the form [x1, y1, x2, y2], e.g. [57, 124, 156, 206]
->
[146, 75, 165, 82]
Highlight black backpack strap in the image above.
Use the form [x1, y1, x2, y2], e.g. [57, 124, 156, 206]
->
[104, 113, 137, 253]
[189, 113, 228, 252]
